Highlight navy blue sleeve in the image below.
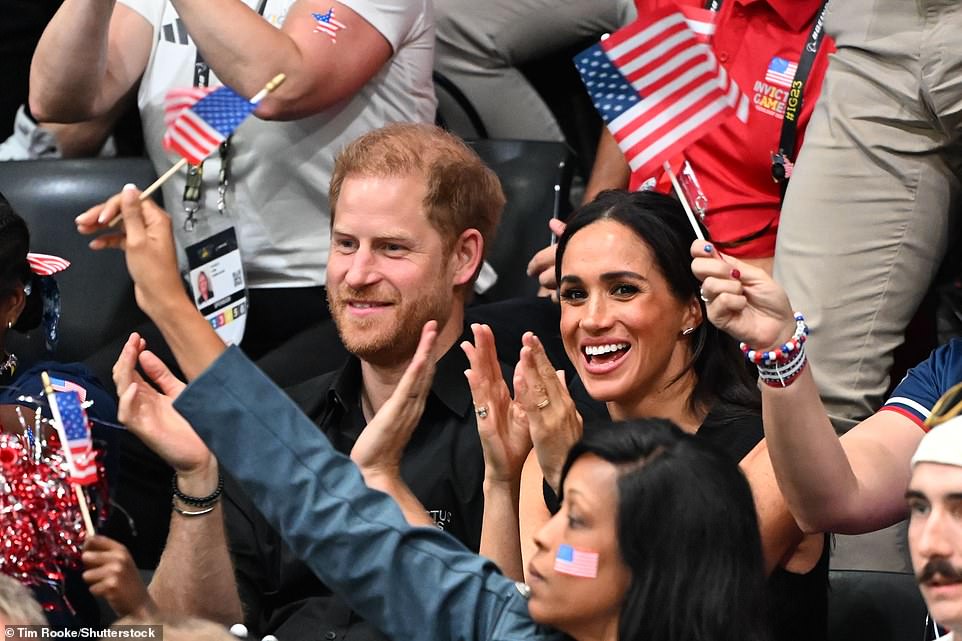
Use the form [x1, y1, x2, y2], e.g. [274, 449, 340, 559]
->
[174, 347, 560, 641]
[882, 338, 962, 429]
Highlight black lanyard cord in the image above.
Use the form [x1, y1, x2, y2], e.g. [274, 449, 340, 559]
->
[701, 0, 830, 196]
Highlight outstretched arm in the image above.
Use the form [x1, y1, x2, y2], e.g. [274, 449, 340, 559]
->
[81, 185, 227, 380]
[691, 242, 923, 533]
[172, 346, 554, 641]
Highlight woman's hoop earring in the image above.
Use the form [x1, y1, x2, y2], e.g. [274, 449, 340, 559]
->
[682, 327, 695, 336]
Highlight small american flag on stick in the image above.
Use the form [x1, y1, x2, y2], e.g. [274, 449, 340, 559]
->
[107, 74, 285, 220]
[166, 85, 257, 165]
[162, 86, 215, 151]
[57, 390, 98, 486]
[575, 5, 748, 179]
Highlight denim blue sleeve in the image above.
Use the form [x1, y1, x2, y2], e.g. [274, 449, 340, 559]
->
[173, 346, 560, 641]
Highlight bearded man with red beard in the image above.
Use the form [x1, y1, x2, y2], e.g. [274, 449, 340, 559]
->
[104, 123, 506, 641]
[229, 123, 504, 640]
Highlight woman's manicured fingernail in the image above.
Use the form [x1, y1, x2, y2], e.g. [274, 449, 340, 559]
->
[731, 269, 741, 280]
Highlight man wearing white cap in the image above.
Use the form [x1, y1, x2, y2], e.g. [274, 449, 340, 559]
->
[907, 421, 962, 641]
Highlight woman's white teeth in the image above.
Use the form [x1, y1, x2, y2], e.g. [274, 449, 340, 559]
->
[584, 343, 629, 356]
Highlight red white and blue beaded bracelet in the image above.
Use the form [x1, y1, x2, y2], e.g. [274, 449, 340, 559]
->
[740, 313, 809, 387]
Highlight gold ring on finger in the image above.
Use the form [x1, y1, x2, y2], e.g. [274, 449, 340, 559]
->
[536, 398, 550, 410]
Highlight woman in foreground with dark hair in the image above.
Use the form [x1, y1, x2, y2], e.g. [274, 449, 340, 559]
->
[463, 190, 826, 641]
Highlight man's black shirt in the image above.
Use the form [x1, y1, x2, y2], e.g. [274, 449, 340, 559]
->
[223, 332, 489, 640]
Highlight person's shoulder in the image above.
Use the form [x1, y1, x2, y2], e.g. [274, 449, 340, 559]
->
[335, 0, 432, 46]
[698, 401, 764, 463]
[895, 338, 962, 396]
[882, 339, 962, 428]
[927, 337, 962, 368]
[4, 361, 116, 419]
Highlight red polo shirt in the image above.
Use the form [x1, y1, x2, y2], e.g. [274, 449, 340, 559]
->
[629, 0, 834, 258]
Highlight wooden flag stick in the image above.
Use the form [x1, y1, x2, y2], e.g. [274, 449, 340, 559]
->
[107, 73, 287, 228]
[41, 371, 96, 537]
[137, 158, 188, 204]
[663, 160, 705, 242]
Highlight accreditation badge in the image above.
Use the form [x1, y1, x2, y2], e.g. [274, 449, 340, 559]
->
[185, 227, 249, 346]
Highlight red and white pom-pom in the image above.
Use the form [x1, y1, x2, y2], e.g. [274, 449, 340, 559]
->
[0, 434, 107, 586]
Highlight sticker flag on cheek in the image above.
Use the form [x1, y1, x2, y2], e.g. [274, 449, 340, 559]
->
[312, 8, 346, 41]
[554, 543, 599, 578]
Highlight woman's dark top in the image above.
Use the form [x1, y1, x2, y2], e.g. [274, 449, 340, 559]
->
[698, 402, 829, 641]
[543, 400, 829, 641]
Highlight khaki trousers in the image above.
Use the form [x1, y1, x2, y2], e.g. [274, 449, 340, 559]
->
[775, 0, 962, 431]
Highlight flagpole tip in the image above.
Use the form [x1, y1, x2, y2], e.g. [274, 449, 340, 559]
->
[40, 371, 53, 395]
[266, 73, 287, 93]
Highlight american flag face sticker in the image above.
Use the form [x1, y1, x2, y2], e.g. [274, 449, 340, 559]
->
[312, 8, 346, 41]
[554, 544, 600, 578]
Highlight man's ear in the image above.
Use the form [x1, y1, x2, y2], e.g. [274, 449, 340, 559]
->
[450, 228, 484, 287]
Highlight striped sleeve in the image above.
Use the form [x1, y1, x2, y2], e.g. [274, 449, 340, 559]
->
[881, 339, 962, 431]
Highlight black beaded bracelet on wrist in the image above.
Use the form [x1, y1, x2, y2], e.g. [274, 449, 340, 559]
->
[172, 471, 224, 507]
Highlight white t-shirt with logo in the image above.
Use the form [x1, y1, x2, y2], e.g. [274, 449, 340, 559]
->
[118, 0, 436, 288]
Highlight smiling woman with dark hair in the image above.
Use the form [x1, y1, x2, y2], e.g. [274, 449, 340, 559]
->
[463, 189, 827, 641]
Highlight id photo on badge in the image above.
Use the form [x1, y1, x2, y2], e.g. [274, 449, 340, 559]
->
[195, 269, 216, 306]
[189, 252, 243, 314]
[186, 227, 249, 345]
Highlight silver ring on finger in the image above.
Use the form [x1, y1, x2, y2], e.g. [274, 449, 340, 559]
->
[699, 287, 711, 304]
[475, 405, 489, 419]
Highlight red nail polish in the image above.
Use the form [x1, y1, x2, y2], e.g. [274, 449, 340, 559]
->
[731, 269, 741, 280]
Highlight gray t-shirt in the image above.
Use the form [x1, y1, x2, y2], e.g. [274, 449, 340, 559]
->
[118, 0, 436, 288]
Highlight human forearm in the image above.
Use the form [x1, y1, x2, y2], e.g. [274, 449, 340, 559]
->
[480, 479, 524, 581]
[30, 0, 147, 121]
[148, 462, 244, 624]
[171, 0, 301, 115]
[761, 368, 868, 532]
[169, 0, 385, 120]
[144, 296, 227, 382]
